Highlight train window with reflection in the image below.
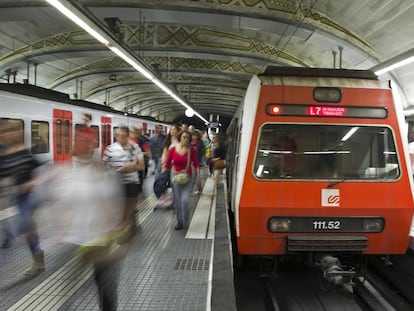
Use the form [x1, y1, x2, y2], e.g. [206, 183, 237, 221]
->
[91, 125, 99, 148]
[113, 127, 119, 142]
[64, 120, 71, 154]
[254, 124, 399, 180]
[1, 118, 24, 145]
[75, 124, 99, 149]
[31, 121, 49, 154]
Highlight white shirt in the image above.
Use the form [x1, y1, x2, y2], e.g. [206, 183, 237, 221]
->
[102, 142, 143, 184]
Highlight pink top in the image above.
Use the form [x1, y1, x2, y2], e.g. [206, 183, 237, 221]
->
[164, 147, 199, 175]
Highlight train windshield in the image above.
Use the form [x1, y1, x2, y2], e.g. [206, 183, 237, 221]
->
[254, 124, 399, 180]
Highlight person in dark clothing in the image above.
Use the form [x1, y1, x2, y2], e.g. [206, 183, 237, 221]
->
[276, 130, 297, 177]
[208, 134, 227, 184]
[149, 125, 166, 178]
[191, 131, 205, 166]
[0, 119, 45, 276]
[130, 127, 150, 188]
[208, 134, 226, 172]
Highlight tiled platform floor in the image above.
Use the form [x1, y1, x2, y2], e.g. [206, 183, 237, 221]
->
[0, 169, 215, 311]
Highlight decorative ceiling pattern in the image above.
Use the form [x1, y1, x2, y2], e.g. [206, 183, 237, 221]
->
[1, 0, 414, 127]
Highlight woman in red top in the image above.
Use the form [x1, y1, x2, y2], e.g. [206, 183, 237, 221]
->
[163, 130, 200, 230]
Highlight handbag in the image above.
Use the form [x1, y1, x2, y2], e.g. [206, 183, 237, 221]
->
[213, 159, 226, 170]
[172, 149, 191, 185]
[76, 226, 130, 264]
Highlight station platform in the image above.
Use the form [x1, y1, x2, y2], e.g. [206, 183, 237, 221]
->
[0, 169, 236, 311]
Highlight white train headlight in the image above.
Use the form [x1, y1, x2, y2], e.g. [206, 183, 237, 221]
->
[268, 218, 291, 232]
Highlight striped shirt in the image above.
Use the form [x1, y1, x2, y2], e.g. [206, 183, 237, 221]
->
[0, 148, 39, 184]
[102, 142, 143, 184]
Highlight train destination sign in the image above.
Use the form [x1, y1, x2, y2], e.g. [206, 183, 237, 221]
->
[307, 106, 345, 117]
[266, 104, 387, 119]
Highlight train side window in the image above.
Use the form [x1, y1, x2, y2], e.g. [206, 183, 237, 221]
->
[64, 120, 71, 154]
[31, 121, 49, 154]
[113, 126, 119, 142]
[91, 125, 99, 148]
[56, 119, 62, 154]
[75, 123, 99, 147]
[102, 124, 111, 147]
[4, 118, 24, 144]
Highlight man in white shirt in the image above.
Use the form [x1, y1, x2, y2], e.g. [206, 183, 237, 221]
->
[103, 126, 144, 231]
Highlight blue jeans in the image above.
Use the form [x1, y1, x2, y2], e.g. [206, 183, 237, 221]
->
[152, 158, 162, 178]
[171, 179, 193, 226]
[16, 192, 41, 254]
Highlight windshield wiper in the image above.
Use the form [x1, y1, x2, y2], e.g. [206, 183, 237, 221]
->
[327, 179, 347, 188]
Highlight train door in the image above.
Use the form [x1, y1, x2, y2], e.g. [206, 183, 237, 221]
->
[101, 116, 112, 156]
[53, 109, 72, 163]
[142, 122, 148, 135]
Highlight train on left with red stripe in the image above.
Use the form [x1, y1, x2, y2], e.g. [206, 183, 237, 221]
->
[0, 83, 169, 164]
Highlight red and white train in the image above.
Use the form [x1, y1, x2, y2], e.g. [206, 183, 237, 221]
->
[0, 84, 169, 164]
[226, 67, 414, 274]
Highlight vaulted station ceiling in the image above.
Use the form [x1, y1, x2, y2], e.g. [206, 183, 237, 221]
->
[1, 0, 414, 129]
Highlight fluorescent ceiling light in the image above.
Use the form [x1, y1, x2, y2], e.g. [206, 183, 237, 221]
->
[372, 47, 414, 76]
[108, 46, 154, 80]
[47, 0, 109, 45]
[151, 78, 173, 96]
[341, 127, 359, 141]
[375, 55, 414, 76]
[46, 0, 209, 124]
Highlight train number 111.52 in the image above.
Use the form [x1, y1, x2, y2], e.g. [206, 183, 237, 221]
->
[312, 220, 341, 230]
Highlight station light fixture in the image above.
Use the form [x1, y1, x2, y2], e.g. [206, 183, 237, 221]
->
[46, 0, 209, 124]
[371, 47, 414, 76]
[46, 0, 109, 45]
[185, 108, 195, 117]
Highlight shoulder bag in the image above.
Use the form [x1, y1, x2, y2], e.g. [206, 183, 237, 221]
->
[172, 149, 191, 185]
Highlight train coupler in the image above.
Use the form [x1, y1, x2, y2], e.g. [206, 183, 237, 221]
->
[320, 255, 357, 293]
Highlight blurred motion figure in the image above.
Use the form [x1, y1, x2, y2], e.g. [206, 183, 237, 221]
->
[0, 119, 45, 277]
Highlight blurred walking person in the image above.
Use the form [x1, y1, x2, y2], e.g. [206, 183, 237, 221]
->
[49, 158, 126, 311]
[0, 119, 45, 276]
[73, 113, 96, 162]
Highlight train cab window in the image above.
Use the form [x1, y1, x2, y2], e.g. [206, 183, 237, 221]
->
[31, 121, 49, 154]
[254, 124, 399, 181]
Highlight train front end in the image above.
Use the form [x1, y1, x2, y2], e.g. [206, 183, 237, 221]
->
[235, 69, 414, 257]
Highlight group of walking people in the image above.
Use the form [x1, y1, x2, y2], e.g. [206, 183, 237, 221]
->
[157, 124, 228, 230]
[0, 116, 227, 310]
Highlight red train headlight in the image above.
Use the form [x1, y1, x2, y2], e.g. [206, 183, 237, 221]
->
[268, 218, 291, 232]
[362, 218, 384, 233]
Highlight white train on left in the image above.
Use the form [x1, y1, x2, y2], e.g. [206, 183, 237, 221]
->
[0, 83, 169, 164]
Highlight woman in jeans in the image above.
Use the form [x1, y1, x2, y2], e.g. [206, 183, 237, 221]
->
[162, 130, 201, 230]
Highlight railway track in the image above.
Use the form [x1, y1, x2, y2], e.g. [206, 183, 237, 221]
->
[235, 258, 414, 311]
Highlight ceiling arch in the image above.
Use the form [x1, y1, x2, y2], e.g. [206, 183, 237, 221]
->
[1, 0, 414, 127]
